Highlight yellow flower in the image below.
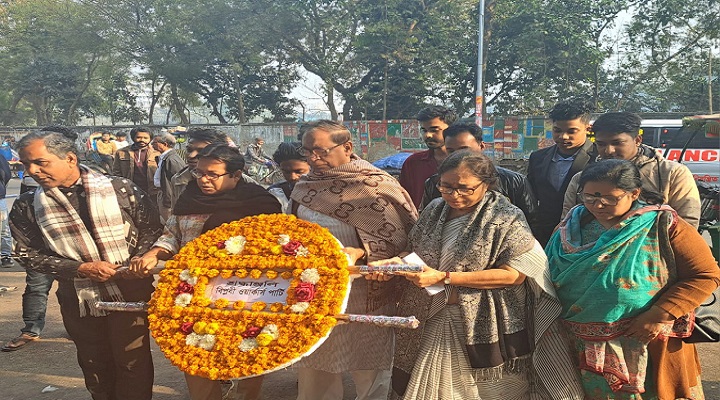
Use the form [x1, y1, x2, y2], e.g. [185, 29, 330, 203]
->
[148, 214, 350, 380]
[193, 321, 208, 334]
[256, 333, 274, 347]
[205, 322, 220, 335]
[251, 302, 267, 312]
[214, 298, 229, 309]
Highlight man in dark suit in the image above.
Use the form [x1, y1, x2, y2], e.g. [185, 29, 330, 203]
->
[151, 133, 185, 223]
[528, 98, 596, 246]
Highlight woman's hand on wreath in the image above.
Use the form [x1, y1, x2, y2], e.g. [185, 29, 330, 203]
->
[625, 306, 673, 344]
[365, 257, 403, 281]
[395, 265, 444, 288]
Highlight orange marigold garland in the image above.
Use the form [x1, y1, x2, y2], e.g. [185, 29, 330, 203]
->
[148, 214, 350, 380]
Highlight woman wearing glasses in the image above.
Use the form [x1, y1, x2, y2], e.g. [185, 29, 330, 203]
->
[371, 150, 583, 400]
[546, 159, 719, 399]
[131, 143, 281, 400]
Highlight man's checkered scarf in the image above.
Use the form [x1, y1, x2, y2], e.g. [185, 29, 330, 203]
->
[34, 165, 130, 316]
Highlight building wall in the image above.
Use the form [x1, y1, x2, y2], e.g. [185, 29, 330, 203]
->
[0, 117, 554, 162]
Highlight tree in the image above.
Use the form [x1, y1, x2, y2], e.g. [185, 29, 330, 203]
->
[600, 0, 720, 111]
[0, 0, 119, 125]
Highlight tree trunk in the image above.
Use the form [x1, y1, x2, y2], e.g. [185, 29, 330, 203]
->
[66, 53, 98, 124]
[2, 94, 24, 125]
[382, 60, 388, 121]
[170, 84, 190, 125]
[234, 74, 246, 123]
[210, 100, 228, 124]
[326, 84, 338, 121]
[148, 79, 167, 125]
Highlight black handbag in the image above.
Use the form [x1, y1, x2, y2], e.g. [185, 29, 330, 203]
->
[684, 285, 720, 343]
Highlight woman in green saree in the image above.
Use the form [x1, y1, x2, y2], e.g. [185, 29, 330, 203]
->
[547, 159, 720, 399]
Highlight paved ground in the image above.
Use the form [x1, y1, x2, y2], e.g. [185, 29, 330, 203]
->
[1, 177, 719, 400]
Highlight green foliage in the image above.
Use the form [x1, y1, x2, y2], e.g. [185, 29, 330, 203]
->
[0, 0, 718, 126]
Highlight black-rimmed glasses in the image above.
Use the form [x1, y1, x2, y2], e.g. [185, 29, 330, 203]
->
[297, 141, 349, 158]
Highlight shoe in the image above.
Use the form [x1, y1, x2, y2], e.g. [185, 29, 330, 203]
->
[1, 256, 13, 267]
[0, 285, 17, 292]
[1, 333, 39, 352]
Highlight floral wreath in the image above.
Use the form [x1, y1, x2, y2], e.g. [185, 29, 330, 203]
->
[148, 214, 350, 380]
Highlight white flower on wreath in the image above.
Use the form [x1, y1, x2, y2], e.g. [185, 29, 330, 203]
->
[277, 234, 291, 245]
[300, 268, 320, 284]
[198, 334, 217, 351]
[295, 246, 309, 257]
[261, 324, 279, 339]
[290, 302, 310, 313]
[179, 269, 198, 285]
[174, 293, 193, 307]
[239, 338, 258, 352]
[186, 333, 217, 350]
[224, 235, 247, 255]
[186, 332, 201, 346]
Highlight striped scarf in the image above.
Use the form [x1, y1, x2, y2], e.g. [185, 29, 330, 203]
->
[291, 157, 418, 310]
[34, 165, 129, 317]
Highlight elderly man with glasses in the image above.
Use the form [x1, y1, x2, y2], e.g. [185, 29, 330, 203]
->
[290, 120, 418, 400]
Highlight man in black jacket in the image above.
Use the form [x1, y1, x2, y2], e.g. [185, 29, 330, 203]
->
[10, 127, 162, 399]
[527, 98, 596, 246]
[419, 123, 537, 224]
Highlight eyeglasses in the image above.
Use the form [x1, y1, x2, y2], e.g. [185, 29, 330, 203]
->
[436, 183, 485, 196]
[578, 191, 630, 206]
[190, 170, 231, 181]
[297, 141, 349, 158]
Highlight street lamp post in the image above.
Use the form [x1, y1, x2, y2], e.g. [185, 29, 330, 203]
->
[475, 0, 486, 128]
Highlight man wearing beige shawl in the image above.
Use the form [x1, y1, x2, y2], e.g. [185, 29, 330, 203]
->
[290, 120, 418, 400]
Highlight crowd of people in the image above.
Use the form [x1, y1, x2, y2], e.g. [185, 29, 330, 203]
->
[0, 98, 717, 400]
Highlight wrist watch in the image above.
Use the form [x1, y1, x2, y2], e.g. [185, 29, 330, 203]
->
[443, 271, 451, 285]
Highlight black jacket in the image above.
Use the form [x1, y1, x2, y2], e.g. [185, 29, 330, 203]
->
[527, 140, 595, 246]
[420, 166, 538, 224]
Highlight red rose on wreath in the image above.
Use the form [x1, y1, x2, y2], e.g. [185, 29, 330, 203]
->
[242, 326, 262, 338]
[282, 240, 303, 255]
[216, 241, 226, 249]
[295, 282, 316, 302]
[175, 282, 195, 295]
[179, 322, 194, 335]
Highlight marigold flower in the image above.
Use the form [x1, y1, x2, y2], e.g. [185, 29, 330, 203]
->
[256, 333, 274, 347]
[148, 214, 350, 380]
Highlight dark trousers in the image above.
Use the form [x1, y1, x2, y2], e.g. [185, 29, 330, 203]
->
[56, 279, 155, 400]
[21, 269, 54, 337]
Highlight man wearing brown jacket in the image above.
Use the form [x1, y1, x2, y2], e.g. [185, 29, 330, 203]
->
[112, 127, 160, 199]
[562, 112, 701, 227]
